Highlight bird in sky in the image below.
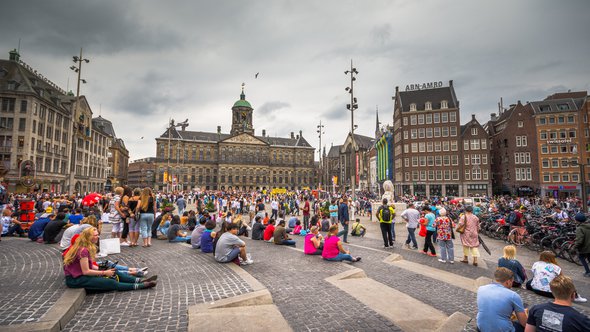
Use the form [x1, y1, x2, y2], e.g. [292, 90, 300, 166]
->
[140, 137, 144, 139]
[255, 72, 259, 79]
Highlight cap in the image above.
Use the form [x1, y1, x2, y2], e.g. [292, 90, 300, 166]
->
[45, 207, 53, 213]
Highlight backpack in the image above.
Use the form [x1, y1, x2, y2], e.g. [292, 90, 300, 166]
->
[507, 211, 518, 225]
[379, 205, 393, 222]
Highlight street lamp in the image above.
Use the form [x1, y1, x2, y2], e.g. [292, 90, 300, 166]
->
[345, 60, 359, 200]
[68, 48, 90, 193]
[166, 118, 188, 193]
[317, 121, 325, 190]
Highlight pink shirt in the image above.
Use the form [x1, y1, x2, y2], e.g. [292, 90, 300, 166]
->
[322, 236, 340, 259]
[304, 233, 318, 254]
[63, 247, 93, 278]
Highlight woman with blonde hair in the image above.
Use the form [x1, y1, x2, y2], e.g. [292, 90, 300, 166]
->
[137, 187, 156, 247]
[527, 251, 586, 302]
[498, 245, 527, 288]
[63, 227, 157, 291]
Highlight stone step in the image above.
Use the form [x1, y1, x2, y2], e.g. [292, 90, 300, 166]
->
[325, 268, 470, 332]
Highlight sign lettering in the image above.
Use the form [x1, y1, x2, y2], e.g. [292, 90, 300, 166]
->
[405, 81, 444, 91]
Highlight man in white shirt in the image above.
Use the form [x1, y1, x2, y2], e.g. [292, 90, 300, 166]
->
[401, 202, 420, 249]
[270, 198, 279, 220]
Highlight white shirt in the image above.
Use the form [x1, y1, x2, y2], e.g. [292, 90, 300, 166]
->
[271, 200, 278, 210]
[530, 261, 561, 292]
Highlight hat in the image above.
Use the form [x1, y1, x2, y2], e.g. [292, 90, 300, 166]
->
[45, 207, 53, 213]
[574, 213, 587, 223]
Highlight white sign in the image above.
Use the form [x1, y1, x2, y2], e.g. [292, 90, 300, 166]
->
[547, 139, 572, 144]
[405, 81, 444, 91]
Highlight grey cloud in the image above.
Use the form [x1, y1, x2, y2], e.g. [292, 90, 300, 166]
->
[257, 101, 291, 117]
[321, 102, 348, 120]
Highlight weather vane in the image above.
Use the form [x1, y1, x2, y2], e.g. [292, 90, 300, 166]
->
[241, 82, 245, 93]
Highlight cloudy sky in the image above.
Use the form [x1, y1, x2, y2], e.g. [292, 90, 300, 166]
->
[2, 0, 589, 161]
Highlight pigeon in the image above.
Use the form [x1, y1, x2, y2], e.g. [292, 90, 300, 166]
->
[140, 137, 144, 139]
[255, 72, 259, 79]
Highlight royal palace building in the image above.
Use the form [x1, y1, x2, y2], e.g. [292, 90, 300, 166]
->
[154, 89, 315, 191]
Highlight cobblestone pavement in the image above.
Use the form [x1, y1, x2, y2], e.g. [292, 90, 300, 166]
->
[62, 225, 253, 332]
[0, 237, 66, 326]
[243, 239, 401, 332]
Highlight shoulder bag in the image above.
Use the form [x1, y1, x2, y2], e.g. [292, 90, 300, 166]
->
[455, 215, 466, 234]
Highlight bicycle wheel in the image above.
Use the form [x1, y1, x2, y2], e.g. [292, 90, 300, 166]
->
[564, 242, 582, 266]
[540, 235, 555, 252]
[551, 237, 567, 258]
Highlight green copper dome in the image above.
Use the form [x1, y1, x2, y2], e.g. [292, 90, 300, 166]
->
[233, 87, 252, 108]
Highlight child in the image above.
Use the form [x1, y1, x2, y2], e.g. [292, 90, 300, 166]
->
[200, 220, 217, 253]
[290, 220, 302, 235]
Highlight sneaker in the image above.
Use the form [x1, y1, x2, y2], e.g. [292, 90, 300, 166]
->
[421, 251, 428, 255]
[449, 261, 455, 264]
[97, 252, 108, 258]
[242, 259, 254, 265]
[143, 280, 157, 289]
[404, 244, 411, 249]
[383, 245, 389, 249]
[353, 257, 362, 262]
[438, 259, 446, 263]
[139, 267, 149, 273]
[143, 275, 158, 282]
[427, 252, 437, 257]
[411, 246, 419, 250]
[120, 242, 130, 247]
[584, 272, 590, 277]
[136, 270, 148, 277]
[574, 295, 587, 303]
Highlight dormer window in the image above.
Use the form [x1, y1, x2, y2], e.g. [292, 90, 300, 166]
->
[410, 103, 417, 111]
[425, 102, 432, 110]
[441, 100, 448, 109]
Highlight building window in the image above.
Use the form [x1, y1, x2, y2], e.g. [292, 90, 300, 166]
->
[540, 132, 547, 140]
[426, 114, 432, 124]
[403, 117, 408, 126]
[434, 141, 441, 152]
[433, 113, 440, 123]
[542, 159, 549, 168]
[465, 169, 470, 180]
[441, 100, 448, 109]
[418, 128, 425, 138]
[410, 115, 417, 125]
[410, 103, 417, 111]
[449, 112, 456, 122]
[426, 128, 433, 138]
[518, 121, 523, 127]
[471, 139, 480, 150]
[539, 117, 546, 125]
[450, 126, 457, 136]
[411, 143, 418, 153]
[552, 173, 560, 182]
[465, 155, 470, 165]
[418, 114, 424, 125]
[471, 127, 478, 135]
[450, 140, 458, 151]
[464, 140, 470, 151]
[434, 127, 441, 137]
[442, 126, 449, 137]
[425, 102, 432, 111]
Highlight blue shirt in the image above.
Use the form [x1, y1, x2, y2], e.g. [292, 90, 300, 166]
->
[338, 203, 349, 223]
[329, 204, 338, 217]
[477, 283, 525, 332]
[28, 218, 51, 240]
[68, 214, 84, 225]
[425, 213, 436, 231]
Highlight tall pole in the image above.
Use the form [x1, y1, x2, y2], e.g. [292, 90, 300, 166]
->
[345, 60, 359, 201]
[317, 121, 324, 190]
[581, 163, 588, 213]
[69, 48, 89, 193]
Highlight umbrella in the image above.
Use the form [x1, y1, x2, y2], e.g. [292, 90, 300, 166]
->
[478, 235, 491, 255]
[82, 193, 102, 207]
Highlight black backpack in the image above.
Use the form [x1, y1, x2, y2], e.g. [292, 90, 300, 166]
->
[507, 211, 518, 225]
[380, 205, 392, 222]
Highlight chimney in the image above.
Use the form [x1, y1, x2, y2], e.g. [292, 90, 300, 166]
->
[262, 129, 266, 137]
[395, 86, 399, 93]
[290, 132, 294, 139]
[471, 114, 476, 121]
[299, 130, 302, 138]
[217, 126, 221, 134]
[449, 80, 453, 87]
[490, 113, 497, 121]
[9, 49, 20, 62]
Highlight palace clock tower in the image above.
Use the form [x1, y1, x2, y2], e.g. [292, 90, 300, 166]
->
[230, 83, 254, 136]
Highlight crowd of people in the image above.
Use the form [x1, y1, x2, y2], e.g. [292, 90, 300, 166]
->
[2, 188, 590, 330]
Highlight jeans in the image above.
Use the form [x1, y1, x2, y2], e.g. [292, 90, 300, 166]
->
[380, 223, 393, 247]
[325, 253, 354, 262]
[423, 230, 436, 254]
[2, 224, 24, 236]
[579, 253, 590, 274]
[406, 227, 417, 247]
[390, 223, 396, 242]
[170, 236, 191, 243]
[271, 209, 278, 219]
[303, 215, 310, 230]
[65, 272, 144, 291]
[139, 213, 154, 239]
[277, 239, 296, 246]
[337, 222, 349, 242]
[438, 239, 454, 261]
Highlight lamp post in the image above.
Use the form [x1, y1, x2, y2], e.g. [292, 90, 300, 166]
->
[317, 121, 324, 190]
[345, 60, 359, 200]
[68, 48, 89, 193]
[573, 146, 588, 213]
[166, 118, 188, 193]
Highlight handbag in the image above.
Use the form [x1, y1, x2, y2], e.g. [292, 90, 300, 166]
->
[448, 219, 455, 239]
[418, 224, 427, 237]
[455, 215, 466, 234]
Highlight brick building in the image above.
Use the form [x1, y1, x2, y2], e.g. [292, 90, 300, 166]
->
[487, 102, 539, 195]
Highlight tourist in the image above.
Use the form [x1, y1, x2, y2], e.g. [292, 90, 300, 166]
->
[526, 251, 587, 302]
[190, 217, 207, 249]
[435, 208, 454, 263]
[457, 205, 480, 266]
[350, 218, 366, 237]
[127, 188, 141, 247]
[28, 213, 52, 242]
[59, 216, 97, 251]
[421, 207, 437, 257]
[63, 227, 157, 292]
[251, 216, 266, 240]
[304, 226, 323, 255]
[200, 220, 216, 253]
[176, 195, 186, 215]
[1, 208, 24, 238]
[138, 187, 156, 247]
[574, 212, 590, 277]
[526, 276, 590, 331]
[401, 202, 420, 249]
[498, 245, 527, 288]
[214, 223, 253, 265]
[167, 215, 191, 242]
[119, 186, 133, 247]
[157, 213, 171, 239]
[212, 221, 228, 254]
[302, 196, 311, 230]
[329, 199, 339, 226]
[273, 220, 296, 246]
[322, 224, 361, 263]
[263, 218, 275, 241]
[476, 267, 527, 332]
[289, 220, 302, 235]
[108, 187, 125, 241]
[377, 198, 395, 248]
[43, 212, 70, 244]
[337, 198, 350, 243]
[68, 208, 84, 225]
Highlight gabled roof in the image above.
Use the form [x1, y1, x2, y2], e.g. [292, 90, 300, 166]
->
[397, 84, 458, 113]
[352, 133, 375, 150]
[327, 145, 342, 158]
[530, 97, 584, 114]
[545, 91, 587, 100]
